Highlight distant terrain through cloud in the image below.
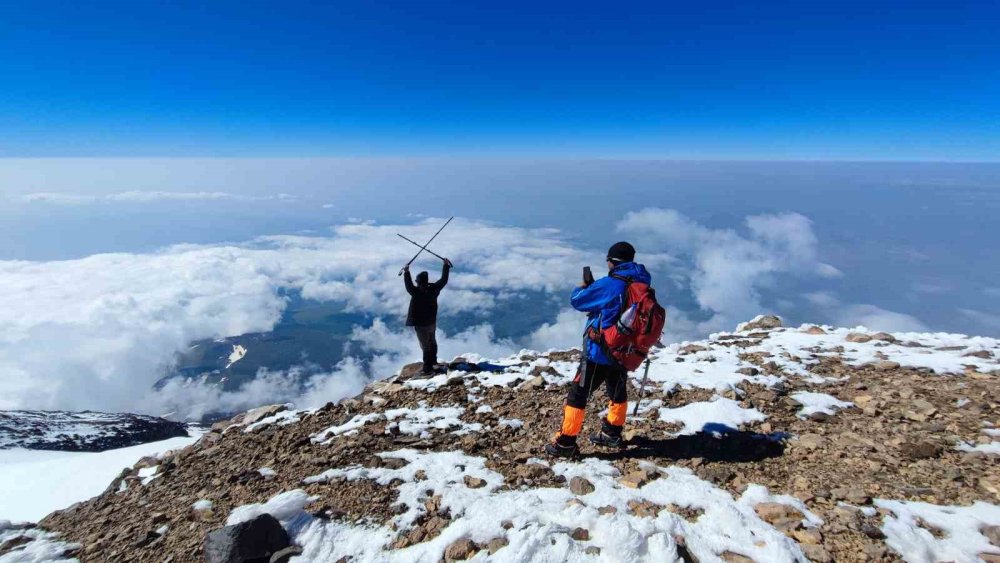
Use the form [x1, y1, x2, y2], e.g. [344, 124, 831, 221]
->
[0, 211, 976, 419]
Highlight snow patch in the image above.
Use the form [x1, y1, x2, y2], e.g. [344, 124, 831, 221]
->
[289, 449, 817, 562]
[658, 396, 767, 435]
[790, 392, 854, 418]
[875, 498, 1000, 562]
[225, 344, 247, 368]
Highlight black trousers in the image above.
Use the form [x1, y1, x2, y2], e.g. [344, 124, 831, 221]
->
[566, 361, 628, 409]
[413, 324, 438, 372]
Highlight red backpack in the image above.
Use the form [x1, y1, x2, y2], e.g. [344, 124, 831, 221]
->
[596, 275, 666, 371]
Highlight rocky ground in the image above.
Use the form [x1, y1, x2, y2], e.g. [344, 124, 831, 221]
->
[4, 317, 999, 562]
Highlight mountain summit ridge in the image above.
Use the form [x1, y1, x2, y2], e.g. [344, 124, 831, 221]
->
[6, 317, 1000, 562]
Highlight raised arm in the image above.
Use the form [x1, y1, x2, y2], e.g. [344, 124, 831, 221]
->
[433, 259, 451, 290]
[403, 268, 416, 295]
[570, 276, 622, 313]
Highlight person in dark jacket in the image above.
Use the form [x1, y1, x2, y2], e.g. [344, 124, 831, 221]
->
[546, 241, 651, 458]
[403, 259, 452, 374]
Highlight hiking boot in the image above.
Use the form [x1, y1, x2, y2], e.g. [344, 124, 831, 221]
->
[544, 434, 578, 458]
[589, 431, 624, 449]
[590, 421, 625, 449]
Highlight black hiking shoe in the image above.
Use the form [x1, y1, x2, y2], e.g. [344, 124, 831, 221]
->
[590, 421, 625, 449]
[544, 435, 578, 458]
[589, 431, 625, 449]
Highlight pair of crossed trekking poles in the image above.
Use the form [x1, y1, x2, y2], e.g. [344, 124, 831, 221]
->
[396, 216, 454, 275]
[396, 216, 655, 419]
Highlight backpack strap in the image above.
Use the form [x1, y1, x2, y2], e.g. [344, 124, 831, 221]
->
[609, 274, 633, 317]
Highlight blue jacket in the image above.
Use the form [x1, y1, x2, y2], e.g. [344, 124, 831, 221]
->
[570, 261, 652, 365]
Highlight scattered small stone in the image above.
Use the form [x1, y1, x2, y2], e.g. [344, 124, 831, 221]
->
[720, 551, 755, 563]
[569, 476, 595, 495]
[790, 528, 822, 544]
[901, 440, 942, 460]
[963, 350, 992, 359]
[584, 546, 601, 555]
[982, 525, 1000, 547]
[739, 315, 782, 331]
[270, 546, 304, 563]
[804, 326, 826, 335]
[444, 538, 477, 561]
[382, 457, 408, 470]
[845, 332, 872, 343]
[861, 523, 886, 540]
[797, 433, 827, 450]
[755, 502, 804, 524]
[463, 476, 487, 489]
[870, 332, 896, 343]
[570, 527, 589, 541]
[800, 544, 832, 562]
[486, 537, 508, 554]
[831, 487, 871, 505]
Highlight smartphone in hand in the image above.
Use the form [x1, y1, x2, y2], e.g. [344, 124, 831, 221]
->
[583, 266, 594, 286]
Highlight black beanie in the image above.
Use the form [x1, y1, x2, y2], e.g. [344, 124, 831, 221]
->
[607, 241, 635, 263]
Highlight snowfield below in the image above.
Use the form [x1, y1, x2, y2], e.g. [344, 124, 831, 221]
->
[0, 434, 200, 523]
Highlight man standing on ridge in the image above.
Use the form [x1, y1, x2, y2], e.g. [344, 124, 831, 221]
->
[403, 259, 452, 375]
[546, 242, 652, 458]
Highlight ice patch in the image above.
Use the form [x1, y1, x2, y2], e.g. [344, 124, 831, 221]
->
[192, 499, 214, 511]
[227, 489, 317, 527]
[225, 344, 247, 369]
[138, 465, 159, 485]
[312, 414, 383, 443]
[957, 442, 1000, 455]
[384, 403, 482, 438]
[0, 522, 79, 563]
[498, 418, 523, 430]
[790, 392, 854, 418]
[875, 498, 1000, 562]
[658, 396, 767, 435]
[243, 408, 305, 433]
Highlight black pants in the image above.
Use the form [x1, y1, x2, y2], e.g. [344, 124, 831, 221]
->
[413, 324, 438, 372]
[567, 360, 628, 408]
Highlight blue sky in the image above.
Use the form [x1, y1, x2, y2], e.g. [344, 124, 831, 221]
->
[1, 1, 998, 159]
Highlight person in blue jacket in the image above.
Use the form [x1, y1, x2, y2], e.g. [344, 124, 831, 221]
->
[546, 241, 652, 457]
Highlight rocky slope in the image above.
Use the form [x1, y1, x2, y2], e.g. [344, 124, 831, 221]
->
[0, 411, 189, 452]
[5, 317, 1000, 562]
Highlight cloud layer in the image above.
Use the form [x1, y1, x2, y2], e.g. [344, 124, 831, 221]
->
[0, 218, 592, 415]
[0, 209, 939, 419]
[616, 208, 842, 334]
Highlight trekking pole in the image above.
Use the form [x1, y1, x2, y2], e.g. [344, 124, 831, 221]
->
[398, 217, 453, 276]
[632, 357, 652, 417]
[396, 233, 448, 262]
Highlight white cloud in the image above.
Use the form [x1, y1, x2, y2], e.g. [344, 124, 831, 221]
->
[2, 210, 913, 419]
[16, 191, 297, 204]
[804, 291, 840, 308]
[0, 218, 590, 416]
[958, 309, 1000, 333]
[832, 304, 929, 333]
[148, 361, 371, 421]
[616, 208, 839, 333]
[527, 309, 586, 352]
